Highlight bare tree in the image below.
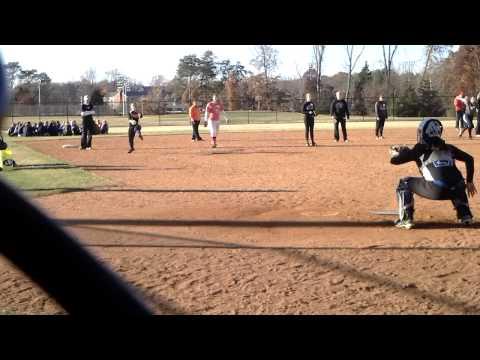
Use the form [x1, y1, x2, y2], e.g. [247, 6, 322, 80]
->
[82, 67, 96, 85]
[295, 62, 306, 100]
[312, 45, 326, 103]
[150, 75, 166, 87]
[105, 69, 121, 84]
[421, 45, 453, 84]
[345, 45, 365, 101]
[382, 45, 399, 98]
[250, 45, 278, 110]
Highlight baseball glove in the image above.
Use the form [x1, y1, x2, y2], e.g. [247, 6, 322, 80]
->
[389, 145, 409, 158]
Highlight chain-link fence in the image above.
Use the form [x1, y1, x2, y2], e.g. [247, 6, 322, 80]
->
[2, 95, 465, 130]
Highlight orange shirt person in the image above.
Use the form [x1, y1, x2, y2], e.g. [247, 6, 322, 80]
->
[189, 100, 203, 142]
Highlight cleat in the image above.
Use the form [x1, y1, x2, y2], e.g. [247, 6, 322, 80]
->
[394, 219, 414, 229]
[128, 148, 134, 154]
[139, 134, 144, 141]
[311, 142, 316, 147]
[459, 216, 474, 225]
[306, 142, 310, 147]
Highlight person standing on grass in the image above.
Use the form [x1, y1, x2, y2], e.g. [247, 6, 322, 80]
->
[330, 91, 350, 142]
[302, 93, 316, 147]
[189, 100, 203, 142]
[454, 91, 466, 130]
[80, 95, 95, 150]
[128, 103, 144, 154]
[204, 94, 224, 148]
[458, 95, 474, 139]
[374, 95, 388, 140]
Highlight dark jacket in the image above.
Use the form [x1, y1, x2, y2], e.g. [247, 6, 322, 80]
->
[375, 101, 388, 119]
[330, 99, 350, 119]
[302, 101, 316, 119]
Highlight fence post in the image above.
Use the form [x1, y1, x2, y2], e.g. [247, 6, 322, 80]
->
[11, 103, 14, 124]
[276, 110, 278, 123]
[248, 110, 250, 124]
[393, 92, 396, 121]
[66, 103, 69, 122]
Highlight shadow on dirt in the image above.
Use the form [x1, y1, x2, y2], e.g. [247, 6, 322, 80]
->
[74, 224, 480, 314]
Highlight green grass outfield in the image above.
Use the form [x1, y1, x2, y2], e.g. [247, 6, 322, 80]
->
[0, 139, 112, 197]
[2, 111, 458, 129]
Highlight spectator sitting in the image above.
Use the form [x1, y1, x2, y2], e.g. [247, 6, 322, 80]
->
[48, 121, 57, 136]
[56, 121, 62, 136]
[72, 120, 81, 135]
[14, 122, 22, 136]
[17, 122, 25, 137]
[36, 121, 45, 136]
[64, 121, 72, 136]
[22, 122, 32, 137]
[93, 119, 101, 135]
[8, 122, 16, 136]
[100, 119, 109, 134]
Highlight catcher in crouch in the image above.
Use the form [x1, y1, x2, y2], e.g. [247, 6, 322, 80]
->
[390, 118, 477, 229]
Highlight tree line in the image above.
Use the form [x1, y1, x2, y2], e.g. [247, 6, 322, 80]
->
[3, 45, 476, 117]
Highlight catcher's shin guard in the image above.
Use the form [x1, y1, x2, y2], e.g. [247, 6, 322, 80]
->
[452, 198, 473, 220]
[396, 178, 414, 222]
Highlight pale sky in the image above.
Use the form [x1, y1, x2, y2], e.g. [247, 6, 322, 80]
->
[0, 45, 456, 85]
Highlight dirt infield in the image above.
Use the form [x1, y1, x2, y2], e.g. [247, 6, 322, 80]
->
[2, 126, 480, 314]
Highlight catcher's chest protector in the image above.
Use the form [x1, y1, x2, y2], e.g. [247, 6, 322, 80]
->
[419, 149, 460, 185]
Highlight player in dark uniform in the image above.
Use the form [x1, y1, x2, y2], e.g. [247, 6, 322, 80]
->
[80, 95, 95, 150]
[330, 91, 350, 142]
[302, 93, 316, 147]
[374, 95, 388, 139]
[390, 118, 477, 229]
[128, 103, 144, 154]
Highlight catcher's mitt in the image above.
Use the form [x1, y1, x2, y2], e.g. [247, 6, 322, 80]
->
[389, 145, 409, 158]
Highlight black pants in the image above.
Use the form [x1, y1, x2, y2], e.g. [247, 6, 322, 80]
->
[375, 117, 386, 137]
[334, 117, 347, 141]
[304, 117, 314, 142]
[128, 124, 142, 149]
[191, 121, 201, 140]
[456, 111, 464, 129]
[80, 117, 94, 149]
[396, 177, 472, 221]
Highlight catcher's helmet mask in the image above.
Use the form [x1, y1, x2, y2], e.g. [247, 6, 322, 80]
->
[417, 118, 443, 147]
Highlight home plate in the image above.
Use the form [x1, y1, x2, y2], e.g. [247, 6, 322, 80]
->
[370, 210, 398, 216]
[62, 144, 78, 148]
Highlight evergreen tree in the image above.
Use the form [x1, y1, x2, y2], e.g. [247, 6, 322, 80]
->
[396, 84, 420, 116]
[352, 62, 372, 115]
[417, 80, 446, 117]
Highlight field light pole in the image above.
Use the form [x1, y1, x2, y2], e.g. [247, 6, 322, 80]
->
[38, 81, 41, 122]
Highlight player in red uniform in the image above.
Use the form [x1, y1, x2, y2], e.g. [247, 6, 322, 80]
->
[204, 95, 224, 148]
